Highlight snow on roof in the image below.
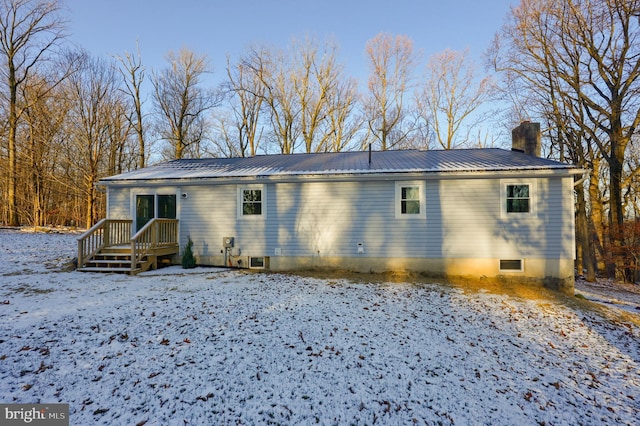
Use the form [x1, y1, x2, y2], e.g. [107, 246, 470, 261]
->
[101, 148, 579, 183]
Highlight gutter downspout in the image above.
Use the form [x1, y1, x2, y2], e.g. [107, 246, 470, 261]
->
[573, 170, 590, 187]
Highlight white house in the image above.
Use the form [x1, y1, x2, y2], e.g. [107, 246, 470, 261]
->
[79, 122, 582, 293]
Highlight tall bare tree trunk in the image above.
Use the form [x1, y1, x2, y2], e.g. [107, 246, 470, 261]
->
[116, 48, 146, 168]
[575, 180, 596, 281]
[85, 182, 94, 229]
[7, 74, 19, 225]
[363, 33, 418, 150]
[0, 0, 65, 226]
[588, 160, 606, 272]
[151, 47, 218, 160]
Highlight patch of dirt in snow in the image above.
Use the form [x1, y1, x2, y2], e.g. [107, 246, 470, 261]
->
[1, 229, 639, 425]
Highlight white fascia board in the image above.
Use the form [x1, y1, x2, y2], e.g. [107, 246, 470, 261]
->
[100, 166, 583, 188]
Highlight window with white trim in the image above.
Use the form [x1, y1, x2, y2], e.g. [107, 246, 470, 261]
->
[238, 185, 265, 218]
[395, 181, 426, 219]
[501, 180, 535, 217]
[506, 184, 530, 213]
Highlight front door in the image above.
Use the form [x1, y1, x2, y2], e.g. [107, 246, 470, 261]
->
[136, 195, 155, 232]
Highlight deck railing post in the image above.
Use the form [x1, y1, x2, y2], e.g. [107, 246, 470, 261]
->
[172, 220, 178, 247]
[153, 221, 158, 249]
[77, 239, 84, 268]
[131, 240, 137, 271]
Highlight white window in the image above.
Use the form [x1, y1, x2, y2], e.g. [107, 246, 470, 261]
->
[238, 185, 265, 218]
[501, 180, 536, 217]
[395, 181, 426, 219]
[506, 184, 530, 213]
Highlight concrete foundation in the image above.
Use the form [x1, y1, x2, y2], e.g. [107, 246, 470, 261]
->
[189, 254, 575, 295]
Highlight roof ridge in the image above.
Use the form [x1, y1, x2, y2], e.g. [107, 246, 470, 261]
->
[102, 148, 579, 182]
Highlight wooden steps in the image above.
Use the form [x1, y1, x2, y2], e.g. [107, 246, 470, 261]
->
[77, 266, 143, 274]
[77, 245, 169, 275]
[77, 218, 179, 274]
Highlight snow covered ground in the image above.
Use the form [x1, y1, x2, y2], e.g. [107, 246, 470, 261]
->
[575, 278, 640, 317]
[1, 228, 639, 425]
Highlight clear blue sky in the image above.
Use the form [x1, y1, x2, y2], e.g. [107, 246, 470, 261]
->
[64, 0, 515, 86]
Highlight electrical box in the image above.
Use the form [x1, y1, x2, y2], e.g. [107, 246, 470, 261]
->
[223, 237, 234, 248]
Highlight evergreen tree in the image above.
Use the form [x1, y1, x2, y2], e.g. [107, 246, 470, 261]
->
[181, 236, 196, 269]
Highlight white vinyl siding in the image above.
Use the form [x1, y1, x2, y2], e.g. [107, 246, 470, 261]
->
[267, 181, 414, 257]
[106, 187, 131, 220]
[179, 185, 245, 255]
[436, 177, 570, 259]
[106, 175, 574, 264]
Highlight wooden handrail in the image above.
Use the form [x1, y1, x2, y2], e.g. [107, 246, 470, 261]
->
[77, 219, 132, 268]
[77, 219, 107, 268]
[130, 219, 179, 271]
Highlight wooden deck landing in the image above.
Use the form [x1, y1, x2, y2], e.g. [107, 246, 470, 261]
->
[77, 219, 179, 275]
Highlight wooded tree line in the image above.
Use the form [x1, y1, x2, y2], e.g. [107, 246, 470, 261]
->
[0, 0, 494, 228]
[1, 0, 639, 281]
[489, 0, 640, 281]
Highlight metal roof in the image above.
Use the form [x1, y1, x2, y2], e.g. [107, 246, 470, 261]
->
[100, 148, 580, 183]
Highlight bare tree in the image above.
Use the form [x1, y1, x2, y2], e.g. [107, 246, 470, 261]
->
[116, 45, 146, 168]
[227, 39, 360, 155]
[490, 0, 640, 279]
[417, 48, 494, 150]
[210, 112, 243, 157]
[362, 33, 419, 150]
[20, 72, 67, 226]
[222, 53, 265, 157]
[151, 47, 219, 160]
[566, 0, 640, 240]
[65, 52, 125, 228]
[489, 1, 601, 279]
[0, 0, 65, 226]
[105, 94, 134, 176]
[324, 74, 360, 152]
[292, 37, 359, 153]
[240, 44, 301, 154]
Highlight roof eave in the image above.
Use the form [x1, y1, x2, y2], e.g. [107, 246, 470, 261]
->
[99, 166, 584, 187]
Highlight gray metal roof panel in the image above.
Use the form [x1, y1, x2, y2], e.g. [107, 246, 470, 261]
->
[100, 148, 578, 182]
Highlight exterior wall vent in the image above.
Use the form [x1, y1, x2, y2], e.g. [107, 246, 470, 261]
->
[500, 259, 523, 271]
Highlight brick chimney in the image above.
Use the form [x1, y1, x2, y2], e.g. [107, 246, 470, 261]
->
[511, 121, 541, 157]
